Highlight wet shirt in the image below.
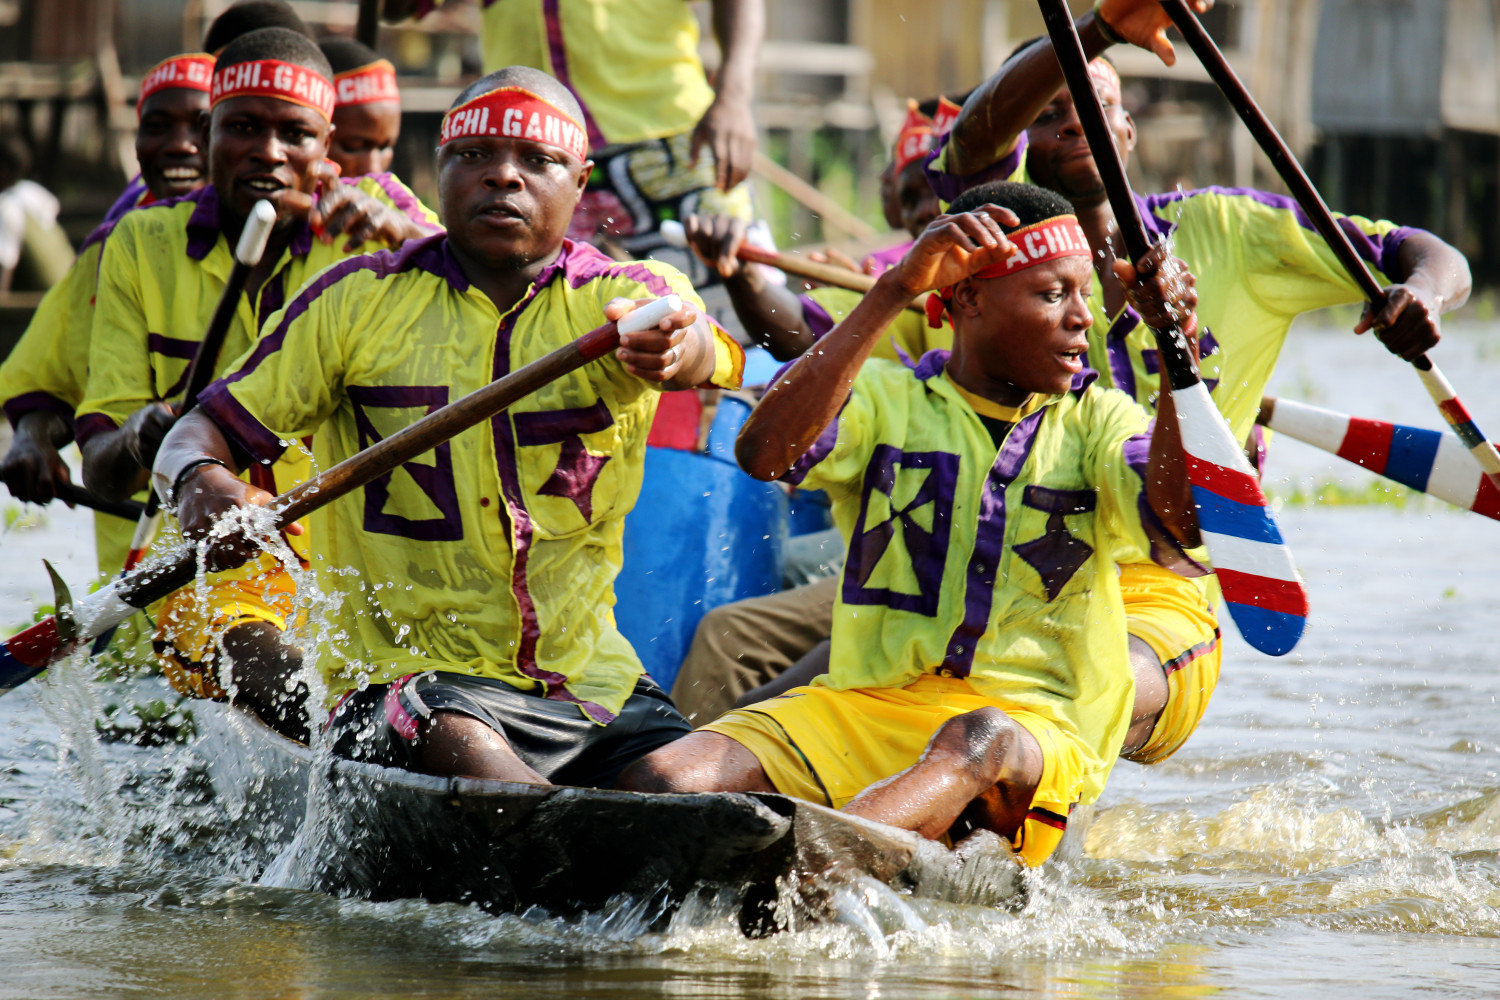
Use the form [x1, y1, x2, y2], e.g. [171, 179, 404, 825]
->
[780, 352, 1189, 803]
[795, 239, 956, 367]
[197, 235, 745, 722]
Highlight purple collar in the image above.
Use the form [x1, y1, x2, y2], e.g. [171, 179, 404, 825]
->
[184, 185, 315, 262]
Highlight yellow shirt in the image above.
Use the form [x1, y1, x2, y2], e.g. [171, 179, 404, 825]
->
[782, 353, 1189, 803]
[474, 0, 716, 147]
[198, 235, 744, 721]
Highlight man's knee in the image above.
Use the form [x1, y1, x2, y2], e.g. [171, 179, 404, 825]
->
[616, 732, 772, 794]
[929, 708, 1034, 789]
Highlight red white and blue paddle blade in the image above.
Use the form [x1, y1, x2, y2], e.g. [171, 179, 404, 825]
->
[1264, 397, 1500, 522]
[1173, 383, 1308, 655]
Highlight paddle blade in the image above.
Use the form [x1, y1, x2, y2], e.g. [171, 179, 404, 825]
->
[1173, 384, 1308, 655]
[1265, 397, 1500, 522]
[0, 617, 66, 695]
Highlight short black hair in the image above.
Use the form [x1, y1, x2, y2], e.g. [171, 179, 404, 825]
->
[451, 66, 586, 128]
[319, 36, 382, 75]
[203, 0, 314, 54]
[217, 27, 333, 81]
[948, 180, 1075, 230]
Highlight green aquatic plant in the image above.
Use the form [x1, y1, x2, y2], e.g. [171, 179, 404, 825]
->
[1266, 477, 1422, 509]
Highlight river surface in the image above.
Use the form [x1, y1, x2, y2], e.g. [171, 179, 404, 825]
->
[1, 320, 1498, 998]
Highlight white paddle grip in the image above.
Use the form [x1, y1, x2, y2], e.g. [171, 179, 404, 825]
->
[658, 219, 688, 248]
[617, 295, 683, 335]
[235, 199, 278, 266]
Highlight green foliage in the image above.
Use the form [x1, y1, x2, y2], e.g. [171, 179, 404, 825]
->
[1266, 476, 1421, 509]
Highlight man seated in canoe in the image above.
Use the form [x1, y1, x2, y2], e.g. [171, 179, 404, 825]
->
[320, 37, 402, 181]
[925, 0, 1471, 766]
[74, 28, 434, 738]
[153, 67, 746, 786]
[667, 94, 962, 727]
[619, 182, 1202, 867]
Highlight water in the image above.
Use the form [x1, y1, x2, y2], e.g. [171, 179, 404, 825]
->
[2, 320, 1498, 998]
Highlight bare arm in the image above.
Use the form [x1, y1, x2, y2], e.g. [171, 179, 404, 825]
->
[81, 401, 175, 502]
[1, 410, 72, 503]
[683, 214, 815, 361]
[1352, 230, 1473, 362]
[1113, 248, 1201, 547]
[692, 0, 763, 191]
[946, 13, 1114, 179]
[736, 208, 1017, 481]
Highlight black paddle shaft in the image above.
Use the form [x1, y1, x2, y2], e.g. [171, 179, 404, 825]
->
[56, 481, 146, 521]
[1035, 0, 1200, 392]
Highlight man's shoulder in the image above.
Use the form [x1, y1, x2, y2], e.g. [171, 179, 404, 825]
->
[552, 240, 698, 301]
[285, 233, 454, 316]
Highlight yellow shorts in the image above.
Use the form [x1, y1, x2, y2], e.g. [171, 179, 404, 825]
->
[1119, 562, 1222, 764]
[703, 675, 1087, 866]
[153, 559, 300, 701]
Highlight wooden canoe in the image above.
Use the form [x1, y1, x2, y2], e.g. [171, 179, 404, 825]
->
[194, 703, 1024, 932]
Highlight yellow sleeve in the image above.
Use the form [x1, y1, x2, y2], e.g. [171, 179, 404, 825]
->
[76, 222, 155, 441]
[197, 265, 355, 462]
[0, 240, 103, 430]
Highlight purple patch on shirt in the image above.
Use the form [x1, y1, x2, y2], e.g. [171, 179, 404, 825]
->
[349, 384, 463, 542]
[843, 444, 958, 618]
[1013, 485, 1096, 601]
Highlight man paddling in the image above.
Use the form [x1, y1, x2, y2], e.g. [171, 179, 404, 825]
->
[154, 67, 744, 786]
[74, 28, 431, 731]
[621, 182, 1202, 866]
[0, 51, 216, 576]
[926, 0, 1472, 765]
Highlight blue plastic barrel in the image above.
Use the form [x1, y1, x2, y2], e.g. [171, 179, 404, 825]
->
[614, 396, 786, 690]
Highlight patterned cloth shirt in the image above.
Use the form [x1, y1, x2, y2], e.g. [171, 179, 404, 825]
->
[197, 235, 745, 722]
[780, 352, 1191, 803]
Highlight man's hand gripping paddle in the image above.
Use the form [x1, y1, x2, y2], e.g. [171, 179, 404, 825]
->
[0, 295, 683, 695]
[120, 199, 278, 574]
[1037, 0, 1308, 655]
[1158, 0, 1500, 495]
[659, 219, 879, 294]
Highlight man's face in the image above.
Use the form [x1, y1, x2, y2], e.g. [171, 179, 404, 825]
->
[207, 94, 329, 227]
[136, 88, 211, 201]
[1024, 73, 1134, 206]
[329, 101, 400, 178]
[896, 160, 940, 238]
[437, 134, 590, 270]
[951, 255, 1094, 396]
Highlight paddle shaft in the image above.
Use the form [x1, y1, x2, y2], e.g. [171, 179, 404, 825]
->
[736, 244, 878, 293]
[1036, 0, 1200, 391]
[356, 0, 382, 48]
[55, 482, 145, 521]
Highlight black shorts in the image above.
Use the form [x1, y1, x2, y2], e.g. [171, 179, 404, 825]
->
[326, 672, 691, 789]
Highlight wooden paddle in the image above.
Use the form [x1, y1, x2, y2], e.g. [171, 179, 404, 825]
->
[1037, 0, 1309, 656]
[1158, 0, 1500, 495]
[355, 0, 383, 49]
[659, 219, 878, 293]
[55, 482, 145, 521]
[0, 295, 683, 695]
[120, 199, 278, 572]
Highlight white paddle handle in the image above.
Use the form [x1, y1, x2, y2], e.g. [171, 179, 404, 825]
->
[617, 294, 684, 334]
[658, 219, 688, 249]
[235, 199, 278, 267]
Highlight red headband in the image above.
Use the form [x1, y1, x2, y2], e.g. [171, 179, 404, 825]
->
[930, 95, 962, 137]
[139, 54, 215, 114]
[440, 86, 588, 161]
[1088, 58, 1121, 95]
[334, 59, 399, 107]
[211, 59, 336, 121]
[924, 216, 1092, 327]
[892, 101, 935, 176]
